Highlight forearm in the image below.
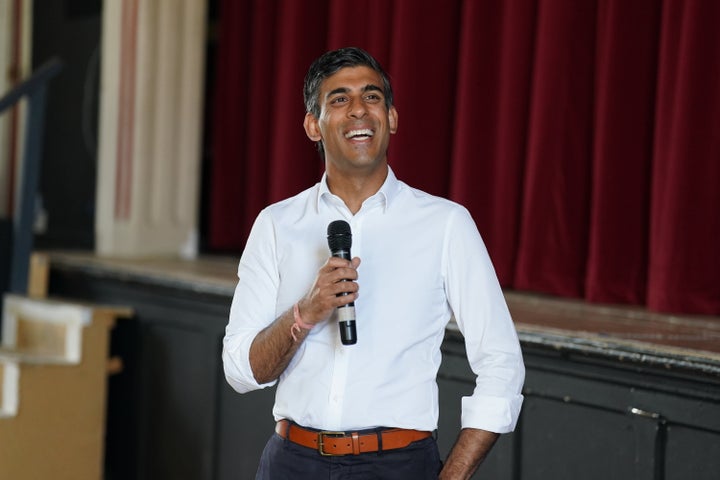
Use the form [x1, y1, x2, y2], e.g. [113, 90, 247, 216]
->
[439, 428, 499, 480]
[249, 307, 308, 384]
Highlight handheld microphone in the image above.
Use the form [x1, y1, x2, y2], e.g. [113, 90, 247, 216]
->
[327, 220, 357, 345]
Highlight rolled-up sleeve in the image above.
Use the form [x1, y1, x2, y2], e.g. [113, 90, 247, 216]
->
[444, 208, 525, 433]
[222, 210, 280, 393]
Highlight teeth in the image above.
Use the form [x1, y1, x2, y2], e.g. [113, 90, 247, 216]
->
[345, 129, 374, 139]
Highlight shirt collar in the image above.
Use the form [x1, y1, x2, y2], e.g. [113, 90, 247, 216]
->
[316, 165, 401, 214]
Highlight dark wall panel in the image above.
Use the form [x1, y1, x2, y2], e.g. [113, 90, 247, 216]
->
[140, 323, 219, 479]
[216, 377, 276, 478]
[520, 397, 637, 479]
[48, 266, 720, 480]
[665, 425, 720, 480]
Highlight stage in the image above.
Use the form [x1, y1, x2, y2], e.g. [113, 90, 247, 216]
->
[44, 251, 720, 480]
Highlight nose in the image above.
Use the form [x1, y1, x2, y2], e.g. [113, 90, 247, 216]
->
[347, 96, 368, 118]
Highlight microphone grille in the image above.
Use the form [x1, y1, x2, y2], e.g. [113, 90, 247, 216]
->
[327, 220, 352, 250]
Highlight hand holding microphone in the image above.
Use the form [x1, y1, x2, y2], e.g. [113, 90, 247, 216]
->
[327, 220, 357, 345]
[296, 221, 359, 344]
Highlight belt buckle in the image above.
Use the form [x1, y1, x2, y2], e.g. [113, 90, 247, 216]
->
[317, 431, 346, 456]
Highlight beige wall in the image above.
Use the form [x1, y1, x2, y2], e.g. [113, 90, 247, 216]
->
[96, 0, 208, 258]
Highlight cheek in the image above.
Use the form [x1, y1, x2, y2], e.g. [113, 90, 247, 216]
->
[318, 117, 337, 140]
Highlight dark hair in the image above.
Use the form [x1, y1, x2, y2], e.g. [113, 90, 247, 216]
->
[303, 47, 394, 118]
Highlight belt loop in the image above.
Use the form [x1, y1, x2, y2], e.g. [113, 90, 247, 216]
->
[351, 432, 361, 455]
[375, 428, 383, 456]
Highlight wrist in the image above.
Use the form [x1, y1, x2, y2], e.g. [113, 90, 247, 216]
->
[290, 302, 314, 341]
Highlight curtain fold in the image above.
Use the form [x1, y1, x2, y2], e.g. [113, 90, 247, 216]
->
[327, 0, 393, 57]
[208, 0, 720, 316]
[208, 0, 252, 249]
[513, 0, 598, 298]
[266, 0, 329, 203]
[649, 0, 720, 313]
[586, 0, 661, 305]
[385, 0, 464, 196]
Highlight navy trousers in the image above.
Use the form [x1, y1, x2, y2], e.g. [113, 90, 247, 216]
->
[256, 432, 443, 479]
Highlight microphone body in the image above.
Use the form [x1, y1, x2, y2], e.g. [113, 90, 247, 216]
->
[327, 220, 357, 345]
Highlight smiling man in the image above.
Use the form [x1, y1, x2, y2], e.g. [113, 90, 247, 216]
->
[303, 60, 398, 214]
[223, 47, 525, 479]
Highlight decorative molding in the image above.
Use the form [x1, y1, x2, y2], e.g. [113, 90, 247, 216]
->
[114, 0, 139, 220]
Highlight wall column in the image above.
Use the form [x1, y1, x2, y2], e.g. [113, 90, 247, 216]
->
[0, 0, 32, 219]
[96, 0, 207, 257]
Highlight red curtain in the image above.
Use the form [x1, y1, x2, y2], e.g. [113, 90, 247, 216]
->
[209, 0, 720, 316]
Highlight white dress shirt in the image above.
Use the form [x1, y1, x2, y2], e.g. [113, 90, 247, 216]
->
[222, 167, 524, 433]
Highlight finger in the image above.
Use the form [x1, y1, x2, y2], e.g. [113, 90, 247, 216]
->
[303, 284, 358, 321]
[329, 279, 359, 297]
[333, 291, 358, 308]
[324, 256, 354, 269]
[330, 266, 358, 283]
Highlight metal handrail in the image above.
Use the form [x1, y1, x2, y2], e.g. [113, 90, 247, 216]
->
[0, 57, 63, 300]
[0, 58, 63, 112]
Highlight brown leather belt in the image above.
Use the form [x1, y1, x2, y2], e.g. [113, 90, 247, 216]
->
[275, 419, 432, 456]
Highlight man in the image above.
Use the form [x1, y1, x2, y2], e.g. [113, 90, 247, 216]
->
[223, 47, 524, 479]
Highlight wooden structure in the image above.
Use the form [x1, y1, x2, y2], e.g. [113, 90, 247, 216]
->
[0, 291, 130, 479]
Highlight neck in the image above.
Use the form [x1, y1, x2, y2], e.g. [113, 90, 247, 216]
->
[326, 163, 388, 214]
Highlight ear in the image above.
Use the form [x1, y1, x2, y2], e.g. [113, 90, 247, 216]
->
[304, 113, 322, 141]
[388, 106, 398, 134]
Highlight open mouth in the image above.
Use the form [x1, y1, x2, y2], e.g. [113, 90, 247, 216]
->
[344, 129, 374, 140]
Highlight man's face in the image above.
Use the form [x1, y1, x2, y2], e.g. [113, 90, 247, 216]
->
[304, 66, 398, 175]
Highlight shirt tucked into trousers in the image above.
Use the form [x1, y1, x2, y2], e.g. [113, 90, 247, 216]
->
[256, 433, 442, 480]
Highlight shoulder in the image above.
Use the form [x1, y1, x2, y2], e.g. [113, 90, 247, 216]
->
[390, 181, 480, 246]
[260, 183, 321, 223]
[396, 180, 470, 217]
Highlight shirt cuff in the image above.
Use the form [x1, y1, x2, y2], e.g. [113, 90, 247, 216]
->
[461, 394, 524, 433]
[222, 333, 277, 394]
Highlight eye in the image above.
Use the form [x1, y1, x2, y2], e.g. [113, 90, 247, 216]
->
[330, 96, 348, 105]
[364, 93, 381, 102]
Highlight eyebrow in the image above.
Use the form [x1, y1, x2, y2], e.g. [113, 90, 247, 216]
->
[326, 84, 384, 99]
